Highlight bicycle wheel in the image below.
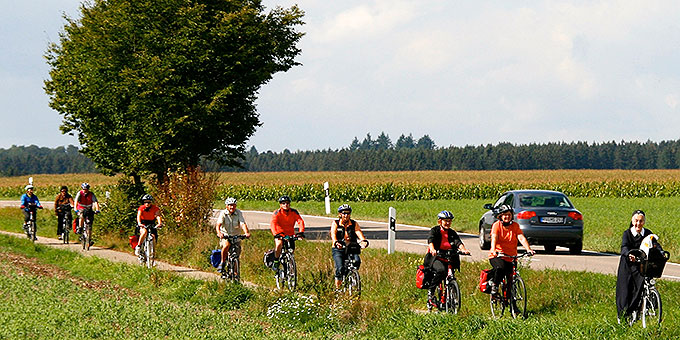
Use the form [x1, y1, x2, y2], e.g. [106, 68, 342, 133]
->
[642, 288, 662, 328]
[345, 270, 361, 296]
[84, 223, 91, 251]
[285, 253, 297, 291]
[511, 275, 527, 319]
[231, 257, 240, 283]
[275, 256, 284, 290]
[63, 217, 70, 244]
[30, 222, 37, 242]
[146, 237, 155, 268]
[445, 280, 461, 314]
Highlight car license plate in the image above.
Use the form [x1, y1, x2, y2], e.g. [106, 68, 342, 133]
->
[540, 217, 564, 224]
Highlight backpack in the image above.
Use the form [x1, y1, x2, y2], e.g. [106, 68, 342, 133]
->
[263, 249, 275, 268]
[415, 265, 434, 289]
[209, 250, 221, 268]
[479, 269, 493, 293]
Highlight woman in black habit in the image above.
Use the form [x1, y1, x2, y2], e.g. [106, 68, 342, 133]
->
[615, 209, 658, 322]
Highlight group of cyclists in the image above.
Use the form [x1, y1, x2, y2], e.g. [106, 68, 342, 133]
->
[20, 182, 100, 243]
[19, 184, 666, 321]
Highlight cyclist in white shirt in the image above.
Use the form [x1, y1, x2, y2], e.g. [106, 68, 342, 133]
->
[215, 197, 251, 272]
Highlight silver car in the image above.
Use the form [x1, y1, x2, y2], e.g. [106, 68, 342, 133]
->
[478, 190, 583, 254]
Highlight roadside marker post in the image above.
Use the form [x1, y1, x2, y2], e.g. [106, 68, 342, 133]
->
[324, 182, 331, 215]
[388, 207, 396, 254]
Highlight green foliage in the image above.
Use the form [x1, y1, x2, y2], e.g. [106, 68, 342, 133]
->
[97, 177, 146, 236]
[44, 0, 304, 177]
[0, 145, 96, 176]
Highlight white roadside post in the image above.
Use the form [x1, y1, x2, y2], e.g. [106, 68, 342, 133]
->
[388, 207, 396, 254]
[324, 182, 331, 215]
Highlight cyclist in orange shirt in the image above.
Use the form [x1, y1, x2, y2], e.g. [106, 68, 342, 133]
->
[488, 205, 535, 300]
[270, 195, 305, 270]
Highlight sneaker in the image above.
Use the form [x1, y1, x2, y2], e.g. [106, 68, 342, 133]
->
[134, 246, 140, 256]
[272, 260, 280, 270]
[58, 235, 63, 240]
[489, 282, 499, 296]
[217, 262, 225, 272]
[427, 291, 438, 310]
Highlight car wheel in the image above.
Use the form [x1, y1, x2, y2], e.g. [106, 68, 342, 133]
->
[569, 242, 582, 255]
[479, 224, 490, 250]
[543, 244, 556, 254]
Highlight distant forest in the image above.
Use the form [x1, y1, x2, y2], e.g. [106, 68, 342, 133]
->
[2, 134, 680, 175]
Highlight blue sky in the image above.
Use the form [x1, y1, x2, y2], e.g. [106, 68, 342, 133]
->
[2, 1, 679, 152]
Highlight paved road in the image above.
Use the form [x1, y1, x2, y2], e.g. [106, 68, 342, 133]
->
[241, 210, 680, 281]
[2, 201, 678, 281]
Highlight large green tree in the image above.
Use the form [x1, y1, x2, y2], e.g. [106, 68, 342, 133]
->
[45, 0, 304, 183]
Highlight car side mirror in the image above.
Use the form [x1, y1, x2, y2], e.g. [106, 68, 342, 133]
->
[483, 203, 493, 210]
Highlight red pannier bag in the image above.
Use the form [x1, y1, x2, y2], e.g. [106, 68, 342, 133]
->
[416, 265, 430, 289]
[479, 269, 493, 293]
[129, 235, 139, 250]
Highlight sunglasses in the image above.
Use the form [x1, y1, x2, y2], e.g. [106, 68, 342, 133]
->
[340, 212, 351, 215]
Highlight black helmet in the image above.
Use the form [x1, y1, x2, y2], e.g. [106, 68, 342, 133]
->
[337, 204, 352, 213]
[437, 210, 454, 220]
[278, 195, 291, 203]
[494, 204, 514, 218]
[141, 194, 153, 202]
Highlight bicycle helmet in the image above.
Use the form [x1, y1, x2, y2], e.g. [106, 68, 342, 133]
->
[337, 204, 352, 213]
[494, 204, 514, 218]
[24, 184, 34, 191]
[437, 210, 454, 220]
[278, 195, 291, 203]
[225, 197, 237, 205]
[81, 182, 90, 189]
[141, 194, 153, 202]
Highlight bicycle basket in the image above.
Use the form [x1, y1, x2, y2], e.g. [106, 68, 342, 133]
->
[642, 249, 670, 278]
[209, 250, 221, 268]
[345, 242, 361, 255]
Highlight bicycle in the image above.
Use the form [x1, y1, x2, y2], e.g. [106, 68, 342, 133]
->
[336, 240, 369, 296]
[628, 249, 670, 328]
[274, 234, 302, 291]
[489, 252, 532, 319]
[219, 234, 247, 282]
[78, 207, 96, 251]
[57, 204, 72, 244]
[138, 224, 160, 268]
[24, 203, 40, 242]
[428, 249, 471, 314]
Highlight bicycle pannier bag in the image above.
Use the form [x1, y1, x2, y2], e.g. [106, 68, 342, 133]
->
[643, 247, 669, 278]
[129, 235, 139, 250]
[479, 269, 493, 293]
[416, 265, 434, 289]
[263, 249, 275, 268]
[209, 250, 221, 268]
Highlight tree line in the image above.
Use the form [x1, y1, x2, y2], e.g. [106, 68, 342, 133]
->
[2, 137, 680, 175]
[228, 135, 680, 171]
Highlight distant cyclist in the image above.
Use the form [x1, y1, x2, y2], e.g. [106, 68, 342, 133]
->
[330, 204, 369, 289]
[74, 182, 101, 236]
[270, 195, 305, 270]
[135, 194, 163, 257]
[487, 204, 535, 307]
[20, 184, 43, 238]
[215, 197, 251, 272]
[54, 186, 74, 240]
[424, 210, 471, 304]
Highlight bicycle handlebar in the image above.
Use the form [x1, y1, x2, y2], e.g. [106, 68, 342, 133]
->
[494, 252, 533, 259]
[275, 233, 302, 241]
[221, 234, 248, 241]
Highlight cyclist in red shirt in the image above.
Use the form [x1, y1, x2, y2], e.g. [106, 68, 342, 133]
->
[270, 195, 305, 270]
[488, 205, 535, 301]
[135, 194, 162, 256]
[74, 182, 101, 236]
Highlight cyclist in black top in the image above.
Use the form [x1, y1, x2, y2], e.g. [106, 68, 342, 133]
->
[424, 211, 471, 303]
[330, 204, 369, 289]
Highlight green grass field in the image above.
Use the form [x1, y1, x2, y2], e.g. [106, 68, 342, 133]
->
[0, 230, 678, 339]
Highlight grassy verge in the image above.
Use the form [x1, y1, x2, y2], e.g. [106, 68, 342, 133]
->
[1, 228, 679, 339]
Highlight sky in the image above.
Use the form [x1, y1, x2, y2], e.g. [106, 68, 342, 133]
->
[2, 1, 680, 152]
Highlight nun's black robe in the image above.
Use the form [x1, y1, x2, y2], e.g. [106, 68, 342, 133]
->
[615, 227, 655, 317]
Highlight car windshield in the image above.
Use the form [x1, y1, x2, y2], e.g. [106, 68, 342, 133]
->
[518, 194, 572, 208]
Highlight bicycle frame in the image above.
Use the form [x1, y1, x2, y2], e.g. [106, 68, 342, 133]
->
[429, 250, 466, 314]
[221, 235, 246, 282]
[341, 243, 364, 296]
[80, 208, 93, 250]
[138, 225, 158, 268]
[26, 205, 38, 242]
[275, 235, 300, 291]
[58, 204, 72, 244]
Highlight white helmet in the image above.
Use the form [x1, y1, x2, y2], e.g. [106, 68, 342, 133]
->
[25, 184, 34, 191]
[225, 197, 237, 205]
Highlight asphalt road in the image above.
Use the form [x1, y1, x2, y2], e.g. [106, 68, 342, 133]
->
[2, 200, 678, 281]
